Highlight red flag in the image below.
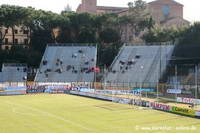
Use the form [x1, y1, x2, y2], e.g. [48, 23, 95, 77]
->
[91, 67, 100, 72]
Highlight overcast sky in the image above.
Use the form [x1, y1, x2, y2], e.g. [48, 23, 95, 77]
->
[0, 0, 199, 22]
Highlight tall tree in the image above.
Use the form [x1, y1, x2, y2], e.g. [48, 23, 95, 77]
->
[121, 0, 155, 42]
[142, 26, 182, 43]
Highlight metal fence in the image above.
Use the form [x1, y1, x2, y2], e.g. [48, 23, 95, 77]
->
[0, 80, 200, 99]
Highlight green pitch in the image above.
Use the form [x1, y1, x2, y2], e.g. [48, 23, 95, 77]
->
[0, 94, 199, 133]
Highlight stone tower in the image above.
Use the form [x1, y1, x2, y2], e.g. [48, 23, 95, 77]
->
[82, 0, 97, 14]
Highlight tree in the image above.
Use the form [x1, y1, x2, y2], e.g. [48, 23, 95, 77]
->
[0, 27, 6, 45]
[29, 9, 70, 51]
[59, 12, 96, 43]
[97, 43, 120, 67]
[179, 22, 200, 45]
[121, 0, 155, 42]
[142, 26, 182, 43]
[0, 5, 124, 68]
[99, 28, 120, 43]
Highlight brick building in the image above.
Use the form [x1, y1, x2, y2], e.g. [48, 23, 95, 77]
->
[148, 0, 189, 27]
[77, 0, 189, 27]
[76, 0, 127, 15]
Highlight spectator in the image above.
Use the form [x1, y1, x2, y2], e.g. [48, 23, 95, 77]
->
[72, 53, 77, 58]
[66, 65, 71, 71]
[78, 50, 83, 53]
[43, 60, 48, 65]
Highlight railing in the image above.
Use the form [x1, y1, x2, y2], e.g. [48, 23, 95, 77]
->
[47, 43, 96, 47]
[2, 63, 27, 67]
[77, 47, 87, 82]
[160, 45, 176, 82]
[125, 41, 174, 46]
[101, 44, 125, 82]
[0, 81, 200, 99]
[143, 46, 161, 83]
[116, 48, 137, 82]
[34, 44, 49, 82]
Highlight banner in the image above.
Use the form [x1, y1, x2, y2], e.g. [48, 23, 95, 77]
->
[79, 88, 95, 93]
[133, 88, 155, 92]
[167, 89, 181, 94]
[27, 89, 46, 93]
[171, 106, 196, 117]
[0, 86, 26, 95]
[45, 85, 71, 93]
[46, 85, 70, 90]
[49, 90, 65, 94]
[150, 102, 171, 111]
[181, 90, 192, 94]
[177, 97, 200, 105]
[0, 91, 26, 95]
[2, 86, 26, 90]
[112, 98, 131, 104]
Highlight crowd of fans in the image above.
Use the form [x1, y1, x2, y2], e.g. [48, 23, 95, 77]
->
[111, 55, 141, 74]
[40, 49, 96, 78]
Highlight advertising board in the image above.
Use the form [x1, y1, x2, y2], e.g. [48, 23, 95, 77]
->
[112, 98, 131, 104]
[133, 88, 155, 92]
[167, 89, 182, 94]
[45, 85, 70, 93]
[177, 97, 200, 105]
[171, 106, 196, 117]
[0, 86, 27, 95]
[27, 89, 45, 93]
[150, 102, 170, 111]
[0, 91, 26, 95]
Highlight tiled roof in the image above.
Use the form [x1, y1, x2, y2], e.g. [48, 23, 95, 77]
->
[97, 6, 128, 10]
[148, 0, 183, 6]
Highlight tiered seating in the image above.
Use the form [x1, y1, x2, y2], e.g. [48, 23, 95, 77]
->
[144, 45, 175, 83]
[34, 44, 97, 82]
[104, 45, 174, 87]
[0, 63, 27, 82]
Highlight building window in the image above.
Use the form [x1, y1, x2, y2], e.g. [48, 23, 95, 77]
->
[23, 30, 29, 34]
[5, 38, 8, 44]
[162, 5, 170, 17]
[14, 39, 18, 44]
[24, 39, 28, 45]
[14, 30, 18, 34]
[5, 29, 8, 34]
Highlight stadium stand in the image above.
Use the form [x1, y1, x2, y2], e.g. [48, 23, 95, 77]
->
[104, 44, 175, 87]
[34, 44, 97, 82]
[0, 63, 27, 82]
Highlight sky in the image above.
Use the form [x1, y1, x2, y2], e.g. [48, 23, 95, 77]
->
[0, 0, 199, 22]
